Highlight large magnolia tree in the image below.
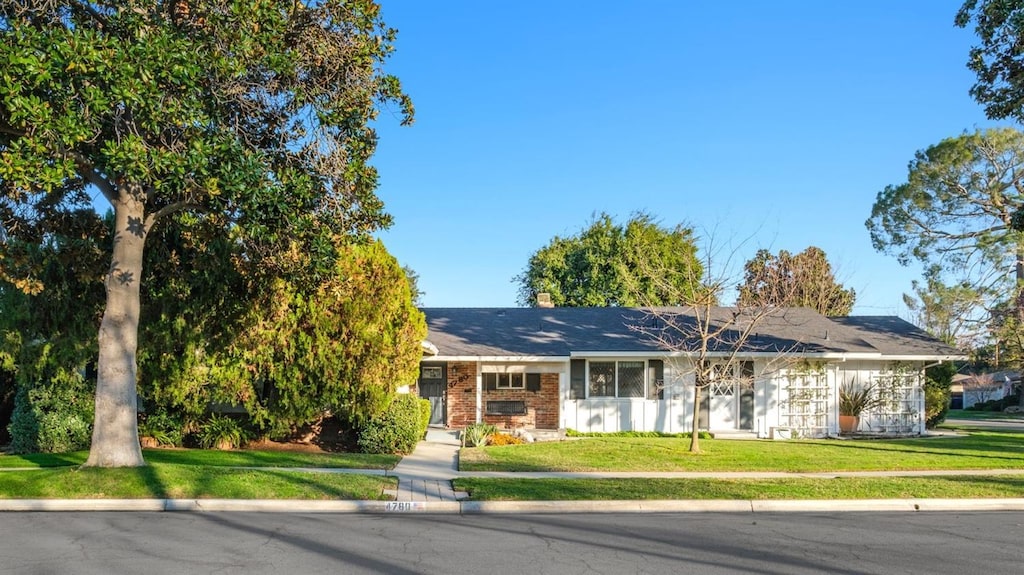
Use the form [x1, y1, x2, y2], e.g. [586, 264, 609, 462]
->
[0, 1, 412, 466]
[516, 212, 704, 307]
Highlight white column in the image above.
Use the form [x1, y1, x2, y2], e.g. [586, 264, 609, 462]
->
[475, 361, 483, 424]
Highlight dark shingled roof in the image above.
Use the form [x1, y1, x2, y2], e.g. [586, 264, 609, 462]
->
[829, 316, 962, 357]
[422, 307, 962, 359]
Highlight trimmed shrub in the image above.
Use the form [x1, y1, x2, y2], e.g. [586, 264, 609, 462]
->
[924, 385, 951, 429]
[357, 394, 423, 454]
[8, 370, 94, 454]
[418, 398, 431, 439]
[924, 363, 954, 428]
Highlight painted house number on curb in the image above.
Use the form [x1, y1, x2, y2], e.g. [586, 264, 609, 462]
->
[386, 502, 426, 512]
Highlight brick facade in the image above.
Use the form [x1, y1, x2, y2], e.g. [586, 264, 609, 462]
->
[443, 362, 561, 430]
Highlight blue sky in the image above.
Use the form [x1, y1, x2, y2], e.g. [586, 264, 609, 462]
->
[371, 0, 1005, 315]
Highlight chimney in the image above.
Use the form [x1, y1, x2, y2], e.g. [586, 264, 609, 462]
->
[536, 292, 554, 308]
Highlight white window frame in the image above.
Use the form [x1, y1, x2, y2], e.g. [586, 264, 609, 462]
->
[485, 372, 525, 390]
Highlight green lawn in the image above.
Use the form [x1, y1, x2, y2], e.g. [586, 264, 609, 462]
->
[0, 464, 395, 500]
[454, 475, 1024, 501]
[0, 448, 399, 469]
[459, 431, 1024, 472]
[944, 409, 1024, 421]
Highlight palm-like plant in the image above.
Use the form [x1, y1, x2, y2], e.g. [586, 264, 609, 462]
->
[839, 382, 882, 417]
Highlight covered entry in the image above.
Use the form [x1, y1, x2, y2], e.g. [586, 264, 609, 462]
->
[705, 361, 755, 431]
[418, 363, 447, 425]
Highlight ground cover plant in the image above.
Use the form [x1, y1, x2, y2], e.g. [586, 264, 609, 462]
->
[454, 475, 1024, 501]
[459, 431, 1024, 472]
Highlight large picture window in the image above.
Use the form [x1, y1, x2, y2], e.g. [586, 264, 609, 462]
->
[588, 360, 648, 398]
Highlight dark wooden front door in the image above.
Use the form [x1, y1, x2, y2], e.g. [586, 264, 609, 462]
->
[418, 363, 447, 426]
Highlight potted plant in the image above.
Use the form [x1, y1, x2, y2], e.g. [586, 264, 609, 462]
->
[838, 382, 880, 434]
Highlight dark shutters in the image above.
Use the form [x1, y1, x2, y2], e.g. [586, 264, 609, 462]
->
[570, 359, 586, 399]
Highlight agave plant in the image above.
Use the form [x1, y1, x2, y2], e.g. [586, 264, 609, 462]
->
[839, 382, 882, 417]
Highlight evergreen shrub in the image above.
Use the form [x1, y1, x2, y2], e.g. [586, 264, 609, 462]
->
[357, 394, 423, 454]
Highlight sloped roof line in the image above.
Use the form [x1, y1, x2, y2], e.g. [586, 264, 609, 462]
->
[421, 307, 963, 360]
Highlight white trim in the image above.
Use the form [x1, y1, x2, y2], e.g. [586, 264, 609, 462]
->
[568, 351, 967, 361]
[475, 361, 482, 424]
[432, 355, 570, 362]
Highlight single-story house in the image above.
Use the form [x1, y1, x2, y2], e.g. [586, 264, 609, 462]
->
[414, 307, 964, 438]
[951, 370, 1019, 409]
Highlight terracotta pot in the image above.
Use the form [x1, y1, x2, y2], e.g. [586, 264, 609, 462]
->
[838, 415, 860, 434]
[139, 436, 160, 448]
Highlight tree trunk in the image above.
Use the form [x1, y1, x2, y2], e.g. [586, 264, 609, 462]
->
[690, 384, 702, 453]
[84, 191, 147, 467]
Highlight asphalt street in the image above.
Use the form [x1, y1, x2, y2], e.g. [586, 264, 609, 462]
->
[0, 511, 1020, 574]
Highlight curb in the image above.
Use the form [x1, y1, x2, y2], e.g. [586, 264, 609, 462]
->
[4, 498, 1024, 514]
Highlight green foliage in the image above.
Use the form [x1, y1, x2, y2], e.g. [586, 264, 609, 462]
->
[902, 275, 982, 347]
[737, 246, 855, 315]
[516, 212, 703, 307]
[138, 410, 184, 448]
[357, 394, 425, 455]
[196, 416, 250, 450]
[8, 368, 94, 454]
[564, 429, 713, 439]
[924, 385, 951, 428]
[866, 128, 1024, 358]
[418, 398, 432, 440]
[461, 423, 498, 447]
[924, 362, 956, 428]
[956, 1, 1024, 122]
[238, 240, 426, 435]
[838, 382, 882, 417]
[0, 1, 413, 463]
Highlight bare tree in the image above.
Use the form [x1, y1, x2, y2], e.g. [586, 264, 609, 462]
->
[623, 234, 801, 452]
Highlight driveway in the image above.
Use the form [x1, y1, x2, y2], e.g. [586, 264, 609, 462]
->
[943, 417, 1024, 432]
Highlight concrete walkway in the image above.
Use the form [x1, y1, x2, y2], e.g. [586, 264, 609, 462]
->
[385, 428, 466, 502]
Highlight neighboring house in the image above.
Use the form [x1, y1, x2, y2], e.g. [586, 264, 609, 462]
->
[415, 307, 963, 438]
[952, 371, 1019, 409]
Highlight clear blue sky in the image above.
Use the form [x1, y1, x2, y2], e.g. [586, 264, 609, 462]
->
[371, 0, 1005, 315]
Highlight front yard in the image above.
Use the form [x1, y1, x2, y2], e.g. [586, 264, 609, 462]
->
[0, 448, 399, 500]
[459, 431, 1024, 473]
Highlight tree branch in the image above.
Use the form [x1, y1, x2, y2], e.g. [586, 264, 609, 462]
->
[145, 201, 205, 229]
[71, 153, 118, 205]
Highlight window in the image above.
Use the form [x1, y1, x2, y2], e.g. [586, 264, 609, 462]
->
[486, 400, 527, 415]
[710, 361, 754, 396]
[589, 362, 616, 397]
[588, 360, 649, 398]
[421, 366, 442, 380]
[483, 372, 525, 390]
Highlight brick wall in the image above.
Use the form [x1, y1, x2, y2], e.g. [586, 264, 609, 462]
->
[445, 364, 561, 429]
[446, 361, 478, 428]
[482, 372, 560, 430]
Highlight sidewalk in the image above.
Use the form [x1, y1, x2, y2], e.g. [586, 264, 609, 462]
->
[384, 428, 467, 502]
[5, 429, 1024, 513]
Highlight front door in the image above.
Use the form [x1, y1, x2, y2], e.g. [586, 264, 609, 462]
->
[709, 379, 736, 429]
[418, 363, 447, 426]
